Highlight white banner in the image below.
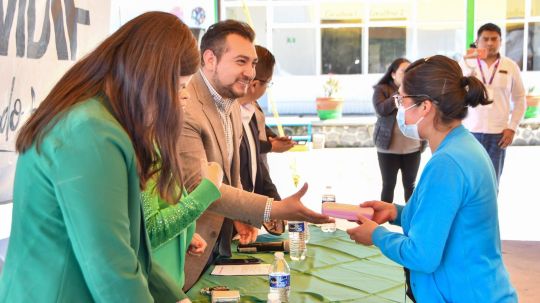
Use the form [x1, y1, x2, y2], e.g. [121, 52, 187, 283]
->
[109, 0, 216, 32]
[0, 0, 111, 203]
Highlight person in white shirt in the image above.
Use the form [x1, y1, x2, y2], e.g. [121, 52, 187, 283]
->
[460, 23, 526, 185]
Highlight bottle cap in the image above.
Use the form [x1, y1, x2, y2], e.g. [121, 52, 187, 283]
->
[274, 251, 284, 259]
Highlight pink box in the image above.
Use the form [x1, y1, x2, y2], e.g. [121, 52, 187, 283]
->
[322, 203, 374, 221]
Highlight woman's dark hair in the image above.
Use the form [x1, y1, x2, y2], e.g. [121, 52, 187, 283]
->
[376, 58, 410, 86]
[255, 45, 276, 81]
[200, 19, 255, 64]
[402, 55, 491, 126]
[16, 11, 200, 204]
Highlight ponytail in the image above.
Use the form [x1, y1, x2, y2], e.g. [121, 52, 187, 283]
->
[462, 76, 492, 107]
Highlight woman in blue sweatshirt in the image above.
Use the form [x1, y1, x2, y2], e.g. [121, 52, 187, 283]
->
[347, 55, 517, 303]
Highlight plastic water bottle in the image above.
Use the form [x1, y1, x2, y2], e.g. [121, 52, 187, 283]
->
[269, 252, 290, 302]
[267, 292, 280, 303]
[321, 186, 337, 232]
[288, 221, 307, 260]
[304, 222, 310, 243]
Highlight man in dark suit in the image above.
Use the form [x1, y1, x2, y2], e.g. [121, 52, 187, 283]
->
[237, 46, 286, 235]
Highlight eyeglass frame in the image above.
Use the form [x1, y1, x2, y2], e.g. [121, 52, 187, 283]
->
[393, 94, 437, 110]
[254, 78, 273, 88]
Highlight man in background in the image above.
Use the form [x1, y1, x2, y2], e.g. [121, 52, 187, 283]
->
[460, 23, 526, 184]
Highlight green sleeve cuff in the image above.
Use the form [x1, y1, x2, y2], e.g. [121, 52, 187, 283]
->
[187, 178, 222, 209]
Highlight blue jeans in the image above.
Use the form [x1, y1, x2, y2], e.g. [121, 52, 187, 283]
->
[472, 132, 506, 185]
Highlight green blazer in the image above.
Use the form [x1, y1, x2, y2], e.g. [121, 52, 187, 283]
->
[0, 98, 182, 302]
[142, 179, 220, 299]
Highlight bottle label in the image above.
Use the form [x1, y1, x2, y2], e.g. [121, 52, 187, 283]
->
[322, 195, 336, 203]
[269, 273, 290, 288]
[288, 222, 305, 232]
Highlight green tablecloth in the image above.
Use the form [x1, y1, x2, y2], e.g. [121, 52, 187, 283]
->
[187, 226, 405, 302]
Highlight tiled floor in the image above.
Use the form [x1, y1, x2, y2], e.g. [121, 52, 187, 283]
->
[267, 145, 540, 302]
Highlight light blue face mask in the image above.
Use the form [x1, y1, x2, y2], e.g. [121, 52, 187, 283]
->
[396, 104, 424, 140]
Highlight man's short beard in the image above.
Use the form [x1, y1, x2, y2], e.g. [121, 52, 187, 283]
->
[212, 74, 247, 99]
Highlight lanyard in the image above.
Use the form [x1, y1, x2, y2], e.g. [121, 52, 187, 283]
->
[477, 58, 500, 85]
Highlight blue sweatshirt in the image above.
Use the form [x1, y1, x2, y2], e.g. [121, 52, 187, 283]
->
[372, 125, 517, 302]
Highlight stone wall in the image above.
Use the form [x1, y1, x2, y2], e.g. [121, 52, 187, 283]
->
[312, 123, 375, 147]
[513, 119, 540, 146]
[311, 118, 540, 148]
[270, 117, 540, 147]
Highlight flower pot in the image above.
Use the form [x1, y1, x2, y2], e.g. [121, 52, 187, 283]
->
[525, 95, 540, 119]
[316, 97, 344, 120]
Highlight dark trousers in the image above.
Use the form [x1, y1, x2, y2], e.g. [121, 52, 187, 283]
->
[472, 132, 505, 186]
[377, 151, 421, 203]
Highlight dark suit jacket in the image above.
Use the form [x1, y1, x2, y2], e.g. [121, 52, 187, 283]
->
[239, 115, 281, 200]
[254, 102, 276, 154]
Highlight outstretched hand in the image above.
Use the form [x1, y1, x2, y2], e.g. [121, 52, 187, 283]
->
[271, 183, 334, 224]
[360, 200, 397, 224]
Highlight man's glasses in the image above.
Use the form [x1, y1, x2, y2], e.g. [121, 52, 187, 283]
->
[255, 78, 273, 88]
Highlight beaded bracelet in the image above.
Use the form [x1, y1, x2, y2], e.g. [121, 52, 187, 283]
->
[263, 198, 273, 222]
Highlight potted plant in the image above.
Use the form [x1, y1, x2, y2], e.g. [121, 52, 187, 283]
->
[525, 86, 540, 119]
[316, 76, 344, 120]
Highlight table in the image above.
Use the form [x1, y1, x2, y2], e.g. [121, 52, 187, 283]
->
[187, 226, 405, 302]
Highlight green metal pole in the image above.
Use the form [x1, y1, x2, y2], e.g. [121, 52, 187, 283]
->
[215, 0, 219, 22]
[466, 0, 476, 48]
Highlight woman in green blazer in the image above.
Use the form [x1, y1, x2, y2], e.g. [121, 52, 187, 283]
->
[0, 12, 212, 302]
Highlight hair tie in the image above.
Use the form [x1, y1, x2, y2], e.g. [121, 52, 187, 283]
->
[460, 77, 469, 87]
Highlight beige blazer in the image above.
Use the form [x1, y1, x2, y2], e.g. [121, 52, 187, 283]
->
[180, 72, 268, 289]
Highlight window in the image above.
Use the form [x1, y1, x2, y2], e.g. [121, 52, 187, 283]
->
[321, 28, 362, 74]
[528, 22, 540, 70]
[273, 28, 316, 75]
[226, 6, 267, 45]
[506, 23, 524, 70]
[417, 24, 465, 61]
[368, 27, 406, 73]
[273, 5, 315, 23]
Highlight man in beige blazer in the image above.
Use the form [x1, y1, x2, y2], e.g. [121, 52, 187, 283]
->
[180, 20, 331, 290]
